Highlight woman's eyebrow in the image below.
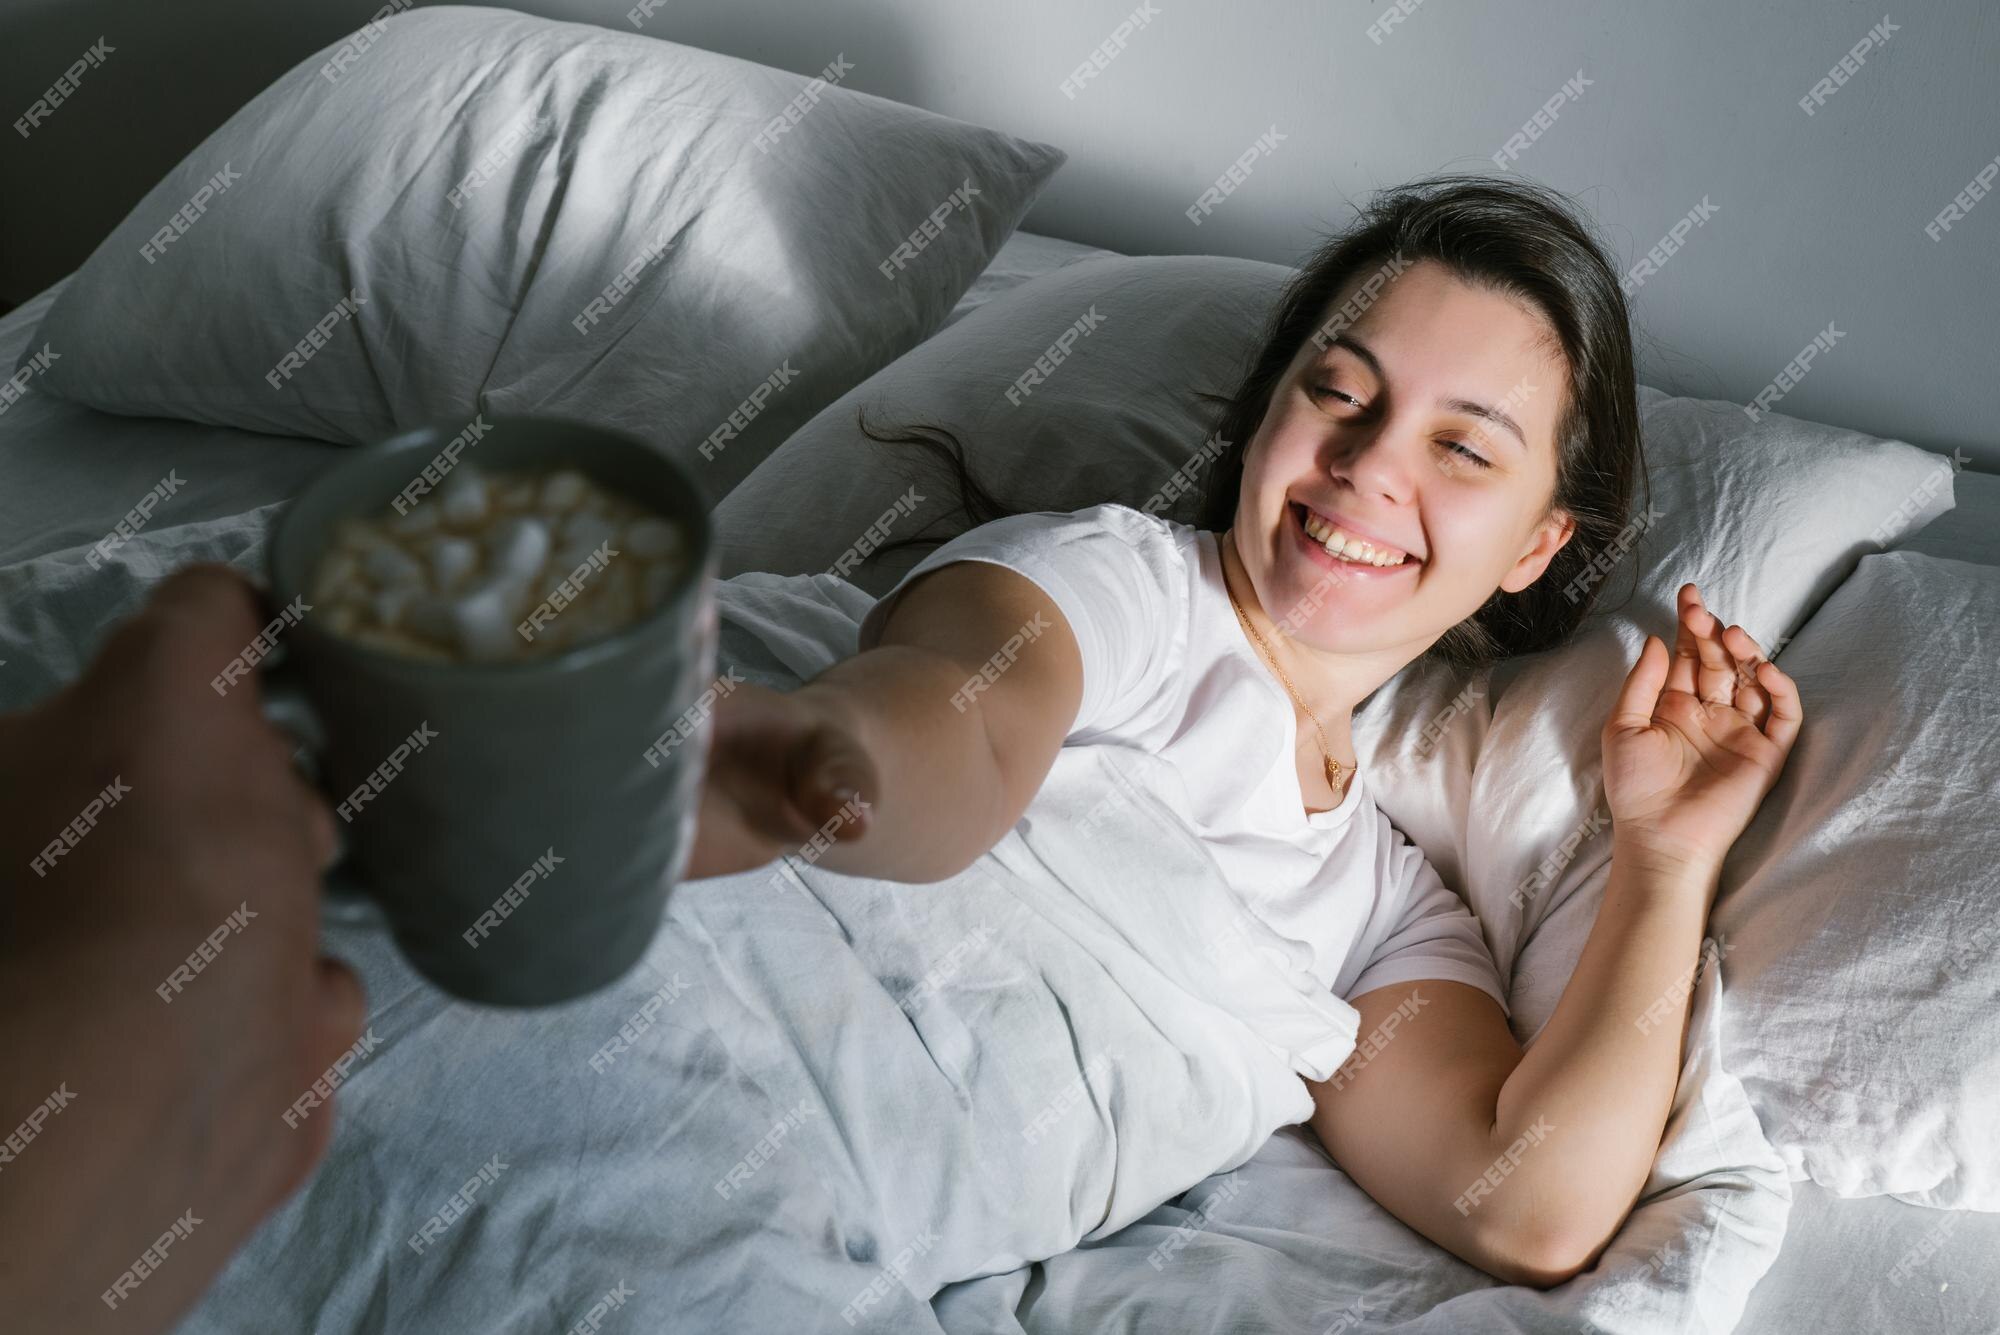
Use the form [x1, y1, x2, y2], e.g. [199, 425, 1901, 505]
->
[1318, 333, 1527, 450]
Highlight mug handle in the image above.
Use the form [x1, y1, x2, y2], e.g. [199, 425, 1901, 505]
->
[258, 651, 385, 929]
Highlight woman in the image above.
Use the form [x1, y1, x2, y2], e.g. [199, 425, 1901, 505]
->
[688, 174, 1802, 1289]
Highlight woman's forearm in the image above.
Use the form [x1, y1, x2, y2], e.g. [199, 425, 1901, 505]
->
[787, 646, 1019, 883]
[1482, 837, 1722, 1269]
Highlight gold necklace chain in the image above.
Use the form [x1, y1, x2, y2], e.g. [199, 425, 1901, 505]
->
[1223, 564, 1354, 801]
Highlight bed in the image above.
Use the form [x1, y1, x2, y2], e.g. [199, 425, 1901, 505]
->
[6, 225, 1999, 1334]
[5, 9, 1998, 1333]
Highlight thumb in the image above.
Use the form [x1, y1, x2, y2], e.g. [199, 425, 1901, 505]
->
[1606, 633, 1668, 738]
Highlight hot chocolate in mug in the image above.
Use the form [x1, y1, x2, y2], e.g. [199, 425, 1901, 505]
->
[258, 413, 717, 1006]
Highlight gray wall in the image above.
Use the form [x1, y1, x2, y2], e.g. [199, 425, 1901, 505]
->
[4, 0, 1995, 468]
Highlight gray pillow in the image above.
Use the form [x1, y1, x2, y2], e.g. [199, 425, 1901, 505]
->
[19, 4, 1066, 502]
[714, 253, 1292, 587]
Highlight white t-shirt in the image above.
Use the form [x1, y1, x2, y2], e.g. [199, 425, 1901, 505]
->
[857, 502, 1510, 1017]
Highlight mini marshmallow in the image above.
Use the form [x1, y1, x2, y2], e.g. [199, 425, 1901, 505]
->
[559, 506, 614, 544]
[426, 536, 480, 591]
[360, 541, 424, 589]
[335, 519, 399, 560]
[537, 470, 589, 511]
[420, 566, 539, 659]
[439, 467, 490, 528]
[312, 551, 364, 603]
[437, 576, 527, 663]
[486, 515, 552, 583]
[493, 475, 537, 510]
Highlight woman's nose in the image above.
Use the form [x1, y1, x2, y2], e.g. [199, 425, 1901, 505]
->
[1328, 423, 1417, 504]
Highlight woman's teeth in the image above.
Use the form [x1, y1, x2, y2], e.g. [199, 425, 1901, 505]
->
[1299, 509, 1411, 567]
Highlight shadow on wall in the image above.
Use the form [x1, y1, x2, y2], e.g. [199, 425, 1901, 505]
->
[0, 0, 397, 306]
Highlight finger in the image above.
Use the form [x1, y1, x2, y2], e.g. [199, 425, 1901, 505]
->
[314, 955, 368, 1054]
[1722, 624, 1772, 725]
[1687, 598, 1738, 708]
[296, 776, 342, 871]
[713, 765, 829, 851]
[788, 723, 876, 838]
[138, 562, 270, 657]
[1606, 632, 1670, 735]
[1754, 659, 1804, 752]
[1723, 622, 1766, 663]
[706, 733, 865, 854]
[1666, 584, 1701, 698]
[268, 956, 368, 1208]
[103, 563, 273, 709]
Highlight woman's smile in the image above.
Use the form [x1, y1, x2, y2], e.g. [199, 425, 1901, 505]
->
[1285, 499, 1423, 584]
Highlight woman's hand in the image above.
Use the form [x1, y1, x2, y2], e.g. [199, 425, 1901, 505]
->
[1601, 582, 1804, 871]
[683, 680, 878, 881]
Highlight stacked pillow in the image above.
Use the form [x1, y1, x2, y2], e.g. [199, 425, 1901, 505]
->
[19, 5, 1066, 502]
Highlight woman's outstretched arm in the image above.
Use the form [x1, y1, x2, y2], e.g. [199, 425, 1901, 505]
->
[688, 559, 1084, 883]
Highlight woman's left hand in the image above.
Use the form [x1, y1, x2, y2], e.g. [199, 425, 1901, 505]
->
[1601, 582, 1804, 870]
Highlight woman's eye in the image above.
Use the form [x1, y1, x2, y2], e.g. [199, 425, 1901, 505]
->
[1310, 383, 1493, 471]
[1442, 440, 1493, 469]
[1309, 383, 1361, 408]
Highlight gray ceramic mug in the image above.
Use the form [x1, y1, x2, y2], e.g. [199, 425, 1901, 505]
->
[259, 414, 717, 1007]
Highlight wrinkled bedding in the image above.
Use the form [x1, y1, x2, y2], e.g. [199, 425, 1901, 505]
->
[16, 233, 1999, 1335]
[0, 516, 1791, 1334]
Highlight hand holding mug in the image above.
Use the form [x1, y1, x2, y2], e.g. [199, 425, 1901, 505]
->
[0, 565, 365, 1335]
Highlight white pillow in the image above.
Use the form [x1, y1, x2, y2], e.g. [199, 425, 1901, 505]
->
[1357, 391, 1961, 1032]
[19, 4, 1065, 501]
[1700, 550, 2000, 1210]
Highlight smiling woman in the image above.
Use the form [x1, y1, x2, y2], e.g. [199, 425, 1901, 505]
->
[860, 173, 1654, 683]
[670, 173, 1804, 1297]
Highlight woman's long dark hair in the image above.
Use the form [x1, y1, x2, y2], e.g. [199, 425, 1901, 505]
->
[857, 172, 1649, 677]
